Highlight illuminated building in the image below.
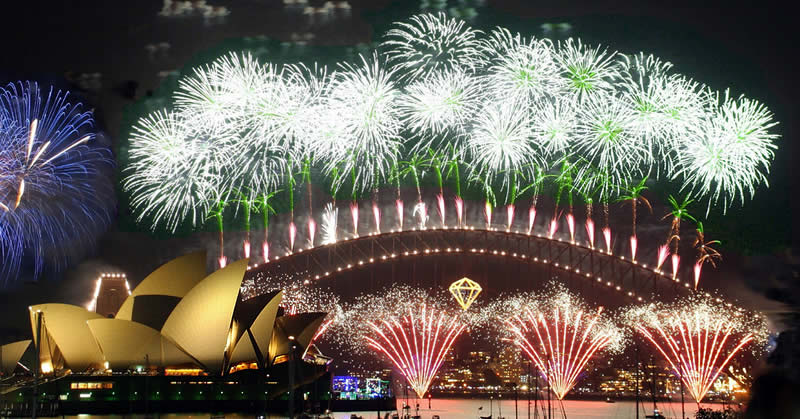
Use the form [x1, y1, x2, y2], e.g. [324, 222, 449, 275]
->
[88, 273, 130, 317]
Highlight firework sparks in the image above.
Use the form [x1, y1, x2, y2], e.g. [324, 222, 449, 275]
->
[413, 201, 428, 228]
[396, 199, 404, 230]
[506, 204, 515, 230]
[350, 202, 359, 237]
[383, 13, 484, 81]
[372, 202, 381, 233]
[321, 203, 338, 245]
[602, 227, 612, 253]
[626, 297, 768, 403]
[308, 218, 316, 247]
[454, 196, 464, 227]
[585, 218, 595, 248]
[504, 287, 623, 400]
[528, 206, 537, 234]
[656, 245, 669, 271]
[1, 82, 113, 281]
[436, 194, 446, 227]
[365, 303, 466, 398]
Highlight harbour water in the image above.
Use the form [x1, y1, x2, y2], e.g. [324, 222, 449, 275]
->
[47, 398, 736, 418]
[331, 398, 733, 419]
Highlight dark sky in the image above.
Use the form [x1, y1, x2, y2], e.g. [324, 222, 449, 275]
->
[1, 0, 797, 338]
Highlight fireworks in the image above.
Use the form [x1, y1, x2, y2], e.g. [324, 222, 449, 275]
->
[365, 303, 466, 398]
[383, 12, 484, 81]
[0, 82, 113, 282]
[481, 28, 563, 102]
[557, 38, 620, 103]
[674, 91, 778, 211]
[320, 54, 402, 197]
[502, 287, 623, 400]
[120, 12, 780, 274]
[626, 296, 768, 403]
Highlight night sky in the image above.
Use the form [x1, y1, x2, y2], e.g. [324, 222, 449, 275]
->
[0, 0, 797, 341]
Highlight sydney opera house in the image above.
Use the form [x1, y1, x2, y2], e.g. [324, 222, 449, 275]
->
[0, 252, 338, 415]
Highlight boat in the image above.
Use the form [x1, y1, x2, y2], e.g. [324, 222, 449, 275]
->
[605, 397, 616, 403]
[645, 408, 666, 419]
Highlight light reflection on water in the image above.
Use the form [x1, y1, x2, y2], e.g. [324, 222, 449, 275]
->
[57, 398, 737, 419]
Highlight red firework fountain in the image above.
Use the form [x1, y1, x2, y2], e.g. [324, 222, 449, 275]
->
[365, 304, 466, 398]
[602, 227, 612, 253]
[657, 245, 669, 271]
[308, 219, 316, 247]
[396, 199, 404, 230]
[218, 256, 227, 268]
[548, 217, 558, 239]
[454, 197, 464, 227]
[630, 236, 638, 262]
[437, 194, 446, 227]
[262, 242, 269, 262]
[629, 298, 766, 403]
[243, 240, 250, 258]
[585, 219, 595, 248]
[671, 254, 680, 280]
[567, 213, 575, 242]
[484, 201, 492, 228]
[372, 202, 381, 233]
[288, 222, 297, 252]
[350, 202, 359, 237]
[506, 293, 620, 400]
[506, 204, 515, 230]
[528, 206, 536, 234]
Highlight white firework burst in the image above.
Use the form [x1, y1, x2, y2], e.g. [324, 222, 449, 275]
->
[467, 98, 543, 191]
[383, 12, 484, 81]
[573, 94, 648, 196]
[399, 69, 484, 150]
[124, 110, 233, 232]
[556, 38, 620, 103]
[321, 202, 338, 244]
[318, 53, 402, 197]
[617, 53, 710, 173]
[481, 28, 563, 103]
[675, 91, 778, 210]
[531, 97, 578, 158]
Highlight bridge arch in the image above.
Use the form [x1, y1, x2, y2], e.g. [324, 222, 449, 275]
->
[245, 227, 697, 304]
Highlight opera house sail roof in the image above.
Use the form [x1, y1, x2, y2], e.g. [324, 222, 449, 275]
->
[21, 252, 328, 376]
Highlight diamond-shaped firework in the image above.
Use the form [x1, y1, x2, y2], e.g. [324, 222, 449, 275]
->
[449, 277, 482, 310]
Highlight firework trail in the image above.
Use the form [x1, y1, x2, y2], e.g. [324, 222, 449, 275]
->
[602, 227, 612, 253]
[0, 82, 113, 282]
[626, 297, 768, 403]
[502, 287, 623, 400]
[484, 201, 492, 228]
[365, 303, 466, 398]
